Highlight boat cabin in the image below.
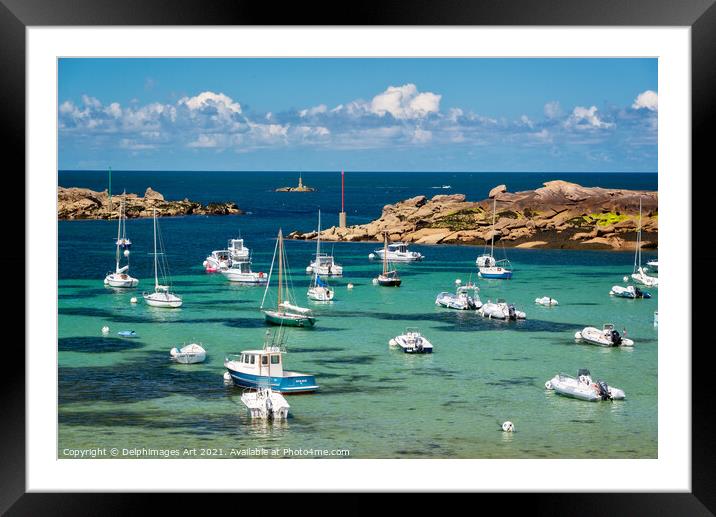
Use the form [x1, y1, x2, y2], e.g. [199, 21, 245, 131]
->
[212, 250, 231, 261]
[313, 253, 336, 266]
[228, 238, 248, 259]
[229, 260, 254, 273]
[388, 243, 410, 253]
[232, 349, 284, 378]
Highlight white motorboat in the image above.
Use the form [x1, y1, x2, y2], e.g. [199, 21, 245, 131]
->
[104, 194, 139, 288]
[646, 259, 658, 272]
[170, 343, 207, 364]
[306, 210, 343, 276]
[241, 387, 290, 419]
[306, 254, 343, 276]
[534, 296, 558, 306]
[574, 324, 634, 347]
[630, 199, 658, 287]
[476, 196, 513, 279]
[610, 285, 651, 299]
[143, 208, 183, 308]
[545, 369, 625, 401]
[203, 249, 231, 273]
[371, 241, 423, 262]
[435, 283, 482, 310]
[389, 328, 433, 354]
[222, 259, 268, 284]
[478, 301, 526, 320]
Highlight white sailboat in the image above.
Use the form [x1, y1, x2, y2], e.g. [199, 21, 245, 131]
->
[261, 229, 316, 327]
[631, 198, 658, 287]
[374, 233, 402, 286]
[307, 211, 335, 301]
[305, 210, 343, 276]
[143, 208, 183, 308]
[477, 197, 513, 279]
[104, 193, 139, 288]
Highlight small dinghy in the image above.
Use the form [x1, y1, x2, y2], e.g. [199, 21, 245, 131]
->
[435, 283, 482, 310]
[545, 369, 625, 401]
[241, 387, 290, 419]
[117, 330, 137, 338]
[389, 328, 433, 354]
[610, 285, 651, 299]
[534, 296, 558, 306]
[575, 324, 634, 347]
[170, 343, 207, 364]
[478, 301, 526, 320]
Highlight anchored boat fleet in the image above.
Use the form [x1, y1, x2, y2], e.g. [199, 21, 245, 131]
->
[99, 197, 655, 420]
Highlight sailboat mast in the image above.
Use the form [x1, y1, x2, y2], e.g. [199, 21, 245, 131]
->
[490, 197, 496, 258]
[637, 198, 643, 269]
[153, 208, 159, 289]
[277, 230, 283, 310]
[115, 197, 122, 272]
[316, 210, 321, 256]
[383, 233, 388, 275]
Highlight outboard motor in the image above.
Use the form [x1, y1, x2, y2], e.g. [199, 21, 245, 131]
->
[414, 337, 423, 352]
[610, 329, 622, 346]
[635, 287, 643, 298]
[596, 380, 611, 400]
[508, 304, 517, 320]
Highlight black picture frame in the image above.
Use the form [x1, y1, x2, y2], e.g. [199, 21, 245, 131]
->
[2, 0, 713, 513]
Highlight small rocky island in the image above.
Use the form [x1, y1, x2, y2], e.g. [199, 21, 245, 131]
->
[275, 175, 316, 192]
[58, 187, 243, 220]
[288, 181, 657, 250]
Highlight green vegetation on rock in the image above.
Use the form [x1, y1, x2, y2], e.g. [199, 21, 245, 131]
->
[584, 212, 628, 227]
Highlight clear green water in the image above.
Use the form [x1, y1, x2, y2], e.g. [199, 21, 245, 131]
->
[58, 242, 657, 459]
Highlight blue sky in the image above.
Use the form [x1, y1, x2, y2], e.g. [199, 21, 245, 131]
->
[58, 58, 658, 172]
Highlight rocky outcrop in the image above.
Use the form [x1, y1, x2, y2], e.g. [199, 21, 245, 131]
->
[288, 181, 658, 250]
[58, 187, 243, 220]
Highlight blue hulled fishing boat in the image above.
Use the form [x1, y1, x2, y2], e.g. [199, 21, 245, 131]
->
[224, 330, 319, 394]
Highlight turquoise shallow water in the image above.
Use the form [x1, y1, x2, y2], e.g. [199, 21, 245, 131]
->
[58, 171, 657, 459]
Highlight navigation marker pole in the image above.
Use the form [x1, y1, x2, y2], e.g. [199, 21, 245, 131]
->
[339, 169, 347, 228]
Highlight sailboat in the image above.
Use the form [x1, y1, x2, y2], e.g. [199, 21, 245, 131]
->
[142, 208, 183, 308]
[631, 198, 658, 287]
[261, 229, 316, 327]
[477, 197, 513, 279]
[375, 233, 402, 286]
[104, 193, 139, 288]
[305, 210, 343, 276]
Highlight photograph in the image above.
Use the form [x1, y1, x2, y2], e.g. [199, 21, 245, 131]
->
[56, 57, 659, 460]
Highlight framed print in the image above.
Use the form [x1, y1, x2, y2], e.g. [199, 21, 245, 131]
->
[3, 0, 714, 512]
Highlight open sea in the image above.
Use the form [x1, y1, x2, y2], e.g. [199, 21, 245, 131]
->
[58, 171, 658, 459]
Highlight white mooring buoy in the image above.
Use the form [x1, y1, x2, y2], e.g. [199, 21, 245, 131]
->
[502, 421, 515, 432]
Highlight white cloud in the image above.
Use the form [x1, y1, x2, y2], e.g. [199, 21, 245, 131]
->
[519, 115, 534, 128]
[81, 95, 102, 109]
[632, 90, 658, 111]
[105, 102, 122, 119]
[299, 104, 328, 118]
[544, 101, 562, 119]
[412, 128, 432, 143]
[369, 83, 441, 120]
[187, 134, 222, 148]
[178, 91, 242, 116]
[565, 106, 614, 130]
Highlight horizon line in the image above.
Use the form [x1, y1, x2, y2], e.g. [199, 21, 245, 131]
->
[58, 169, 659, 174]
